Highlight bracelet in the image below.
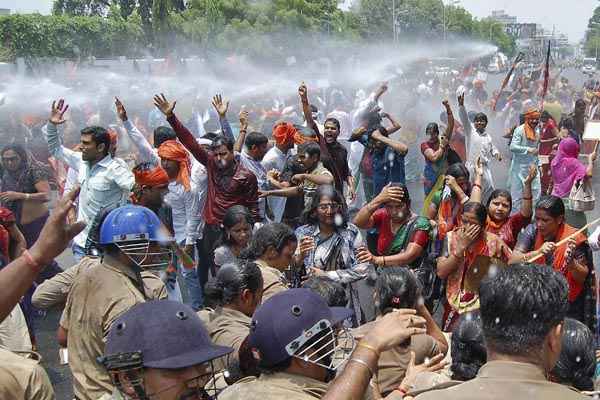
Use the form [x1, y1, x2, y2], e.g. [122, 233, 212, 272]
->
[348, 358, 375, 379]
[522, 196, 532, 200]
[25, 193, 31, 200]
[357, 341, 380, 357]
[382, 256, 386, 267]
[22, 249, 42, 272]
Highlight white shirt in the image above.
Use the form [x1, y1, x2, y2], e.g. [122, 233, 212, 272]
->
[262, 146, 291, 223]
[45, 123, 134, 247]
[163, 182, 202, 245]
[124, 119, 208, 239]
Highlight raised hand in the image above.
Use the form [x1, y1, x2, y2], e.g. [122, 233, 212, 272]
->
[459, 224, 481, 250]
[29, 187, 86, 266]
[49, 99, 69, 125]
[153, 93, 176, 117]
[362, 309, 426, 353]
[458, 93, 465, 107]
[239, 109, 249, 130]
[398, 352, 448, 393]
[212, 94, 229, 117]
[298, 82, 308, 103]
[524, 164, 538, 185]
[298, 236, 316, 259]
[115, 97, 128, 122]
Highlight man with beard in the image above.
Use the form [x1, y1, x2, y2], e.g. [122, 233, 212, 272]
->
[153, 94, 260, 278]
[100, 300, 232, 400]
[45, 99, 134, 261]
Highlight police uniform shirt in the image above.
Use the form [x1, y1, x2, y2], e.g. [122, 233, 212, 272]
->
[206, 307, 251, 372]
[415, 361, 588, 400]
[353, 320, 440, 395]
[219, 371, 329, 400]
[0, 348, 55, 400]
[60, 258, 167, 400]
[254, 259, 288, 302]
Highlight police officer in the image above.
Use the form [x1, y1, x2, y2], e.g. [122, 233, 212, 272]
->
[100, 300, 233, 400]
[219, 288, 354, 400]
[415, 264, 588, 400]
[60, 205, 172, 400]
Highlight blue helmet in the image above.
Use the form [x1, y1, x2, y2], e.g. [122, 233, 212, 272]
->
[99, 205, 172, 245]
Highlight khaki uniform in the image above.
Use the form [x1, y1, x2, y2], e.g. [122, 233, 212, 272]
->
[0, 304, 31, 352]
[255, 259, 288, 302]
[205, 307, 251, 372]
[415, 361, 588, 400]
[0, 348, 54, 400]
[32, 256, 166, 309]
[219, 372, 329, 400]
[353, 320, 440, 396]
[60, 257, 167, 400]
[32, 256, 98, 309]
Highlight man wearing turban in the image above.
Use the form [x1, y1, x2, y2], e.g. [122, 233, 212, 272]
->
[508, 109, 541, 210]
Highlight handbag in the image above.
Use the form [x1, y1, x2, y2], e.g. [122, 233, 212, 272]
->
[569, 178, 595, 212]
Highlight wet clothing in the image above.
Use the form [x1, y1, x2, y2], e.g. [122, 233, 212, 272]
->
[220, 372, 329, 400]
[0, 348, 54, 400]
[415, 361, 587, 400]
[167, 113, 260, 225]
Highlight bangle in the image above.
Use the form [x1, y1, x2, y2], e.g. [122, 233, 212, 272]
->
[348, 358, 375, 379]
[357, 341, 380, 357]
[25, 193, 30, 200]
[22, 249, 43, 272]
[382, 256, 386, 267]
[522, 196, 532, 200]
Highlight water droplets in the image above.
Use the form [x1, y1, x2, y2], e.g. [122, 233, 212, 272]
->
[575, 356, 581, 363]
[417, 296, 425, 307]
[334, 213, 343, 227]
[532, 313, 537, 319]
[495, 317, 500, 324]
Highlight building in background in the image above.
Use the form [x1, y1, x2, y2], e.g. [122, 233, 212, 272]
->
[0, 8, 10, 15]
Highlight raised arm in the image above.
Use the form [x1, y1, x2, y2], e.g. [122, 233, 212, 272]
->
[116, 97, 159, 164]
[353, 185, 404, 229]
[457, 93, 472, 137]
[521, 165, 537, 218]
[442, 100, 454, 140]
[371, 129, 408, 155]
[234, 110, 249, 154]
[0, 188, 85, 322]
[299, 82, 320, 136]
[45, 99, 83, 171]
[153, 94, 209, 165]
[212, 94, 235, 142]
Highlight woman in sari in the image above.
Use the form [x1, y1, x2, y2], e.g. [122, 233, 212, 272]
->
[426, 163, 471, 243]
[508, 109, 542, 211]
[510, 195, 595, 330]
[420, 101, 460, 202]
[471, 160, 537, 249]
[436, 202, 511, 331]
[294, 185, 373, 324]
[550, 137, 595, 229]
[538, 111, 560, 195]
[353, 184, 431, 269]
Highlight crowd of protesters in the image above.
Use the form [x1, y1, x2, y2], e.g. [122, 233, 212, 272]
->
[1, 55, 600, 400]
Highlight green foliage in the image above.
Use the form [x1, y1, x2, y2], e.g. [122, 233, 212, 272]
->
[586, 5, 600, 58]
[0, 13, 143, 62]
[4, 0, 512, 62]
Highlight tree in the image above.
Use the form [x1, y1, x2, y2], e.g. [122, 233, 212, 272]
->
[117, 0, 136, 19]
[52, 0, 111, 16]
[585, 4, 600, 58]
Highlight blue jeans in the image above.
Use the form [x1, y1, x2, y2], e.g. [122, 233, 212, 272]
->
[177, 241, 203, 310]
[72, 243, 86, 262]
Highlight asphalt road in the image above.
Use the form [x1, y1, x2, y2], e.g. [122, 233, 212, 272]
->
[38, 67, 596, 399]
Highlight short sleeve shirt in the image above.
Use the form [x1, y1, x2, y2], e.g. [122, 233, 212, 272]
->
[302, 163, 333, 207]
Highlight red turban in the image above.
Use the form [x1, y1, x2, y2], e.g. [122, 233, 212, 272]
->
[157, 140, 191, 191]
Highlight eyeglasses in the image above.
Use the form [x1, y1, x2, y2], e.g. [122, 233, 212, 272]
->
[318, 203, 341, 211]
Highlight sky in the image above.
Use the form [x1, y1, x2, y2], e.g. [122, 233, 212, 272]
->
[456, 0, 596, 43]
[0, 0, 597, 43]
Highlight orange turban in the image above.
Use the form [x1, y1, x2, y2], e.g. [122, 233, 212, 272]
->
[523, 109, 541, 141]
[134, 165, 170, 187]
[157, 140, 191, 191]
[272, 122, 298, 146]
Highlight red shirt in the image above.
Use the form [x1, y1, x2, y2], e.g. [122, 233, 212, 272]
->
[167, 114, 260, 225]
[0, 207, 15, 262]
[486, 212, 530, 250]
[372, 209, 429, 255]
